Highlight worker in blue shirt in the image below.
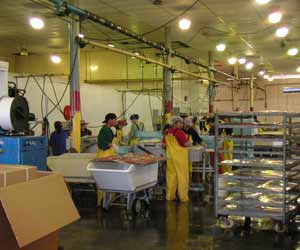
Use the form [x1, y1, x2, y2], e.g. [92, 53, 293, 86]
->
[49, 121, 68, 156]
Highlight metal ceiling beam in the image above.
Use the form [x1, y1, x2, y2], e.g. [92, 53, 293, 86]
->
[48, 0, 235, 80]
[77, 37, 230, 86]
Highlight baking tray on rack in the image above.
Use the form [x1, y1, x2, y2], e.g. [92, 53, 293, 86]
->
[219, 159, 300, 169]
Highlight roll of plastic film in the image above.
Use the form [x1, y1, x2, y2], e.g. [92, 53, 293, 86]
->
[0, 97, 14, 130]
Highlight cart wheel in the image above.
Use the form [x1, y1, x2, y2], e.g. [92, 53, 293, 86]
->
[219, 217, 234, 229]
[275, 222, 286, 233]
[132, 199, 142, 214]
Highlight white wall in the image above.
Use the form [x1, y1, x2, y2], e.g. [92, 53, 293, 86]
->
[8, 73, 165, 135]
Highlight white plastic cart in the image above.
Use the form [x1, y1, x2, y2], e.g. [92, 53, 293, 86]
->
[87, 161, 159, 213]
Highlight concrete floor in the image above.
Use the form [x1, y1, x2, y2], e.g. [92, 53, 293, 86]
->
[60, 199, 300, 250]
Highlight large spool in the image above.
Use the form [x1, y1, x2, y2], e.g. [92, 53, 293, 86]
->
[0, 96, 29, 131]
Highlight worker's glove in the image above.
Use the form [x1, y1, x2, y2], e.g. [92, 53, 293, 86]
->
[112, 144, 119, 154]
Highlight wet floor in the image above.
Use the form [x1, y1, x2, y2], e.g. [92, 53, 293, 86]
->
[60, 200, 300, 250]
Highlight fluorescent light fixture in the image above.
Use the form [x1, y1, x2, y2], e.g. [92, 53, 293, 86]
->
[238, 58, 247, 65]
[276, 27, 289, 38]
[50, 55, 61, 64]
[78, 33, 84, 38]
[297, 66, 300, 73]
[287, 48, 298, 56]
[268, 11, 282, 24]
[263, 74, 269, 79]
[29, 17, 44, 30]
[108, 43, 115, 48]
[90, 64, 98, 71]
[245, 62, 254, 70]
[256, 0, 271, 5]
[178, 18, 191, 30]
[259, 70, 266, 76]
[216, 43, 226, 52]
[228, 57, 237, 65]
[268, 77, 274, 82]
[271, 74, 300, 80]
[283, 87, 300, 93]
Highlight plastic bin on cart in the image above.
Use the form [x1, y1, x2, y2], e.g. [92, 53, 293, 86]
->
[87, 161, 158, 192]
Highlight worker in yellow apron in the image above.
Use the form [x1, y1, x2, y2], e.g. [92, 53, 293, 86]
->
[96, 113, 118, 205]
[115, 119, 127, 145]
[222, 118, 233, 173]
[128, 114, 144, 147]
[165, 116, 191, 202]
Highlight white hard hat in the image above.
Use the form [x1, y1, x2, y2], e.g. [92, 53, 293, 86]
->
[170, 116, 183, 126]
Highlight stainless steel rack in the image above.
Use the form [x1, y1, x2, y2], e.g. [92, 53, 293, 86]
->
[214, 111, 300, 231]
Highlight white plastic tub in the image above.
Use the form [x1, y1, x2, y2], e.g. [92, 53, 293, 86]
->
[87, 161, 158, 192]
[47, 153, 96, 183]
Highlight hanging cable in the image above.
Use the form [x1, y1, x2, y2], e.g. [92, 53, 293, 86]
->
[40, 76, 46, 119]
[44, 44, 79, 118]
[32, 76, 64, 116]
[49, 75, 63, 113]
[140, 0, 200, 36]
[148, 92, 154, 130]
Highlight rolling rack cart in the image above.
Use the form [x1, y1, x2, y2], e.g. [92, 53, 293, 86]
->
[214, 111, 300, 233]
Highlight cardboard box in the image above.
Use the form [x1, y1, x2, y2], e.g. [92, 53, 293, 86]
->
[0, 165, 37, 188]
[0, 166, 80, 250]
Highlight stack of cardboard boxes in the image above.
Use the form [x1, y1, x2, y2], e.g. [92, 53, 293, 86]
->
[0, 165, 80, 250]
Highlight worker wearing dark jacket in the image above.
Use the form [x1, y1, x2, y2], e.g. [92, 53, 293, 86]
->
[97, 113, 117, 158]
[49, 121, 68, 156]
[183, 117, 203, 145]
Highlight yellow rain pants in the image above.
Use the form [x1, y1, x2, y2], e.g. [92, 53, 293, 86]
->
[166, 135, 189, 202]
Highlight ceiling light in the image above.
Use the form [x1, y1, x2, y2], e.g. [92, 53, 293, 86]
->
[108, 43, 115, 48]
[263, 74, 269, 79]
[178, 18, 191, 30]
[78, 33, 84, 38]
[216, 43, 226, 52]
[259, 70, 266, 76]
[271, 74, 300, 79]
[90, 65, 98, 71]
[29, 17, 44, 30]
[228, 57, 237, 65]
[50, 55, 61, 64]
[297, 67, 300, 73]
[245, 62, 254, 70]
[268, 77, 274, 82]
[287, 48, 298, 56]
[275, 27, 289, 38]
[256, 0, 271, 5]
[268, 11, 282, 24]
[238, 58, 247, 65]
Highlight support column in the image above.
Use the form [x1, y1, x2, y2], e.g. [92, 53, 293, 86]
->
[250, 74, 254, 111]
[163, 26, 172, 125]
[70, 13, 81, 152]
[208, 51, 215, 113]
[232, 64, 239, 111]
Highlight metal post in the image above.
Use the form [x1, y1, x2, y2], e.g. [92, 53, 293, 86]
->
[208, 51, 215, 113]
[250, 74, 254, 111]
[70, 10, 81, 152]
[163, 26, 172, 125]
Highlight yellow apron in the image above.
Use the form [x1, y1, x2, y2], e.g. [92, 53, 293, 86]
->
[222, 127, 233, 173]
[116, 129, 123, 145]
[129, 138, 139, 147]
[166, 134, 189, 202]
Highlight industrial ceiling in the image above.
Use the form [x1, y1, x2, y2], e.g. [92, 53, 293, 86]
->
[0, 0, 299, 74]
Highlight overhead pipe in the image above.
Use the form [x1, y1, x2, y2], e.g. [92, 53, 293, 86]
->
[77, 37, 230, 86]
[48, 0, 235, 80]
